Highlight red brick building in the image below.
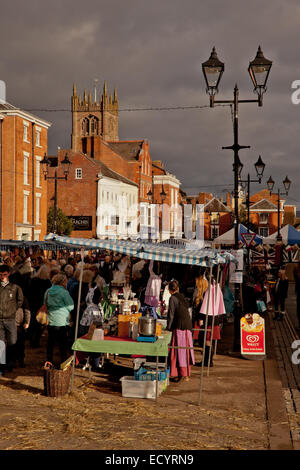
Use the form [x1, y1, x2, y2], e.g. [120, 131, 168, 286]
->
[47, 82, 183, 240]
[0, 101, 51, 240]
[246, 189, 297, 237]
[248, 189, 295, 237]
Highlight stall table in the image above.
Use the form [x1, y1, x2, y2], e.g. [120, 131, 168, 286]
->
[71, 331, 172, 399]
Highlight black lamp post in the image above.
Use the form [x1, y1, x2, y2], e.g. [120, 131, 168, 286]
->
[240, 156, 266, 265]
[41, 152, 72, 234]
[159, 184, 167, 241]
[267, 175, 291, 241]
[202, 46, 272, 352]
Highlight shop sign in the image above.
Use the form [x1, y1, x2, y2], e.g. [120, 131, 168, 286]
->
[240, 314, 265, 355]
[69, 216, 92, 231]
[229, 249, 243, 283]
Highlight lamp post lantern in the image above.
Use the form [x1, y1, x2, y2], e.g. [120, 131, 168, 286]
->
[202, 46, 272, 352]
[41, 152, 72, 234]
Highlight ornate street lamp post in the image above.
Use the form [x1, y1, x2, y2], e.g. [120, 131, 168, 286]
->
[202, 46, 272, 351]
[267, 175, 291, 241]
[41, 152, 72, 234]
[240, 156, 266, 265]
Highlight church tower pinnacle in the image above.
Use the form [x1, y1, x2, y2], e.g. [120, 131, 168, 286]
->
[71, 79, 119, 152]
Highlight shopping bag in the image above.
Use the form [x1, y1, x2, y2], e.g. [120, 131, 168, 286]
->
[256, 300, 267, 313]
[36, 292, 49, 325]
[36, 305, 48, 325]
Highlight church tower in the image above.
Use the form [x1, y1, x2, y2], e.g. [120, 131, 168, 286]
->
[71, 80, 119, 152]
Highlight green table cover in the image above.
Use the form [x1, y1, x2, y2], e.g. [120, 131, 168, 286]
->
[72, 331, 172, 357]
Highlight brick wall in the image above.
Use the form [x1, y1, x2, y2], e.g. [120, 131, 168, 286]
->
[47, 150, 98, 238]
[0, 114, 48, 240]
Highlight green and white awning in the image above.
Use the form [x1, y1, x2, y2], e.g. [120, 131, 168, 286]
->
[44, 233, 236, 266]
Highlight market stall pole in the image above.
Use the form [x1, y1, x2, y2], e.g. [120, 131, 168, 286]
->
[206, 264, 220, 377]
[198, 266, 213, 406]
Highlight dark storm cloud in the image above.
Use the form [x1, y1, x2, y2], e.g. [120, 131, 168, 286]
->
[1, 0, 300, 207]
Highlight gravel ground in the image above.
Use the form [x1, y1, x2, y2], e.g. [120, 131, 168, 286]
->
[0, 322, 278, 451]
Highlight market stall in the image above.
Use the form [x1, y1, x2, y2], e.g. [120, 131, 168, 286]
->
[44, 233, 237, 403]
[212, 224, 263, 246]
[262, 224, 300, 245]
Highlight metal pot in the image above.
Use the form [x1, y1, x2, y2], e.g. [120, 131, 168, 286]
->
[138, 312, 156, 336]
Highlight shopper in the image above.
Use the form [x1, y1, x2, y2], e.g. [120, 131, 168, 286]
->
[166, 279, 194, 382]
[99, 255, 113, 285]
[273, 266, 289, 320]
[45, 273, 74, 365]
[67, 268, 80, 296]
[0, 264, 24, 373]
[192, 269, 208, 346]
[63, 264, 74, 283]
[70, 269, 94, 332]
[28, 264, 52, 348]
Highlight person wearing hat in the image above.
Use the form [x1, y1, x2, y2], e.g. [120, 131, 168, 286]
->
[0, 264, 24, 374]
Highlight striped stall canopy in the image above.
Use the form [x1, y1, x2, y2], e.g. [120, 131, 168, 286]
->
[44, 234, 236, 266]
[44, 233, 143, 256]
[139, 245, 236, 266]
[0, 239, 60, 251]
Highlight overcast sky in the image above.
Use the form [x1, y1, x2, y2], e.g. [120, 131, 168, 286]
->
[1, 0, 300, 208]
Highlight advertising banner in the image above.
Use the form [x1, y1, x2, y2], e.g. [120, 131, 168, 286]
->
[229, 249, 244, 284]
[240, 314, 265, 355]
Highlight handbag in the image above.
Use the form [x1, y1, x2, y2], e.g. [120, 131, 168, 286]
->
[36, 292, 49, 325]
[254, 283, 262, 294]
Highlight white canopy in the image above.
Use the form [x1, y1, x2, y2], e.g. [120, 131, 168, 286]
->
[213, 224, 262, 246]
[263, 224, 300, 245]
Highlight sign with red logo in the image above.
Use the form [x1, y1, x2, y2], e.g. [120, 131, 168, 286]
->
[241, 232, 256, 247]
[240, 314, 265, 355]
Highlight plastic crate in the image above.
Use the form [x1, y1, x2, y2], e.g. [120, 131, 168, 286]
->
[120, 376, 164, 399]
[134, 368, 168, 381]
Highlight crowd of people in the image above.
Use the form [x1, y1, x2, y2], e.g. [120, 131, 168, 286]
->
[0, 249, 298, 380]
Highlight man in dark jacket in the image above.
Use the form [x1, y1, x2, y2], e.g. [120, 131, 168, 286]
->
[0, 264, 24, 373]
[99, 255, 113, 285]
